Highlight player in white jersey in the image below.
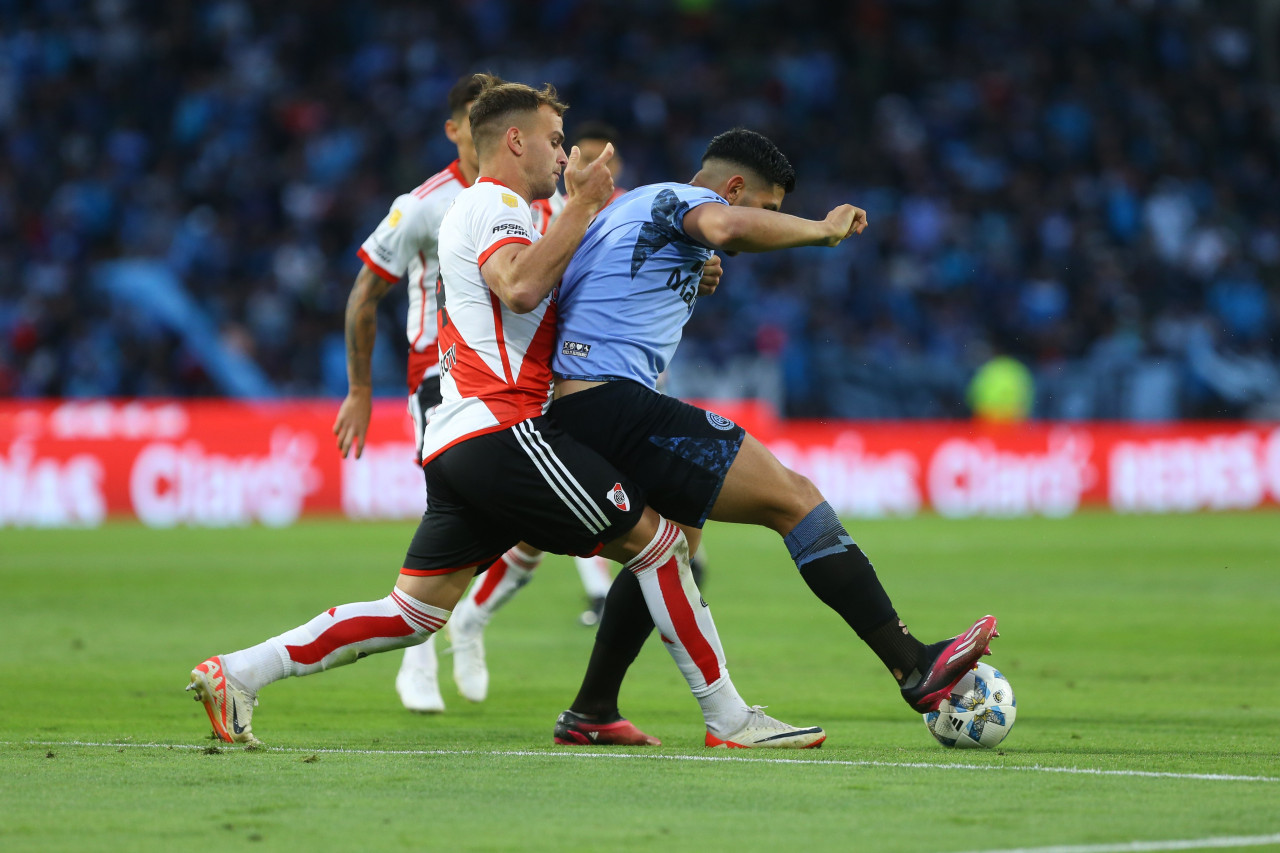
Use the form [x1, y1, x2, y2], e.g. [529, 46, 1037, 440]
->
[430, 122, 722, 726]
[189, 78, 824, 751]
[547, 129, 999, 743]
[332, 76, 659, 715]
[332, 75, 581, 715]
[331, 81, 694, 717]
[334, 75, 552, 713]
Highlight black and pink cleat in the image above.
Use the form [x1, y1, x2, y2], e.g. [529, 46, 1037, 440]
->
[901, 615, 999, 713]
[553, 709, 662, 746]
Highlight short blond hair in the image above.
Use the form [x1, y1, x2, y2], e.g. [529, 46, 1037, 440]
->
[468, 75, 568, 155]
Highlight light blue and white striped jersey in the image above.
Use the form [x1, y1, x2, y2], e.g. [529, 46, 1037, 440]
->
[552, 182, 728, 388]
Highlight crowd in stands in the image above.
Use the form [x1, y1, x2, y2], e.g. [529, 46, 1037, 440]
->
[2, 0, 1279, 419]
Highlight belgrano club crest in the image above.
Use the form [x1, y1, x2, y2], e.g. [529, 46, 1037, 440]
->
[608, 482, 630, 511]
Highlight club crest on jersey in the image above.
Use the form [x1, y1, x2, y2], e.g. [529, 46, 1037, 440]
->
[501, 193, 518, 208]
[608, 482, 630, 512]
[561, 340, 591, 358]
[388, 208, 403, 228]
[706, 411, 735, 430]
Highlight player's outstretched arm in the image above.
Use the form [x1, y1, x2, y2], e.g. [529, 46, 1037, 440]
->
[482, 145, 615, 313]
[684, 203, 868, 254]
[333, 264, 396, 459]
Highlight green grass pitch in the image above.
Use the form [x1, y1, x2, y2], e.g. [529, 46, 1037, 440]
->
[2, 512, 1278, 852]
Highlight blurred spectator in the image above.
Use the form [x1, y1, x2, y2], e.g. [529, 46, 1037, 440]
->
[968, 354, 1035, 424]
[0, 0, 1278, 419]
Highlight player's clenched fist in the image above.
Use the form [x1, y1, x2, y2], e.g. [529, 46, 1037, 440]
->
[697, 253, 723, 298]
[821, 204, 869, 246]
[564, 143, 615, 212]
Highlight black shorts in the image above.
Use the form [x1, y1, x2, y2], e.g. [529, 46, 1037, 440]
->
[402, 416, 646, 573]
[408, 373, 443, 464]
[548, 380, 745, 528]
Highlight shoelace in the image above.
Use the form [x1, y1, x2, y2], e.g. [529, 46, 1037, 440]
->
[745, 705, 783, 726]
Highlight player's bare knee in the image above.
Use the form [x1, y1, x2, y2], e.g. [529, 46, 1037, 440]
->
[774, 469, 825, 534]
[601, 507, 660, 563]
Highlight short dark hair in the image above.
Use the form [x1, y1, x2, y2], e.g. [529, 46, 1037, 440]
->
[469, 75, 569, 154]
[571, 120, 620, 147]
[447, 73, 493, 119]
[701, 128, 796, 193]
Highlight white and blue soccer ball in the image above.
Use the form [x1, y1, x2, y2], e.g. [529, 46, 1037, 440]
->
[923, 661, 1016, 749]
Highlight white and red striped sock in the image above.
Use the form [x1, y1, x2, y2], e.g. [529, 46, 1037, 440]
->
[459, 545, 540, 626]
[624, 519, 745, 721]
[223, 588, 449, 694]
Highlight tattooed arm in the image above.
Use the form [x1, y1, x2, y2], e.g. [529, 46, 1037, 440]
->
[333, 264, 397, 459]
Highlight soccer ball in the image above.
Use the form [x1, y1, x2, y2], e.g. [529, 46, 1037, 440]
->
[923, 662, 1016, 749]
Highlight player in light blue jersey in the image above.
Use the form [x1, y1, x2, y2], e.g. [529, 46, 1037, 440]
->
[552, 181, 729, 387]
[549, 129, 999, 746]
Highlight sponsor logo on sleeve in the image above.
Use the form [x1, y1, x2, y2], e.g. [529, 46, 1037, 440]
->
[561, 341, 591, 358]
[388, 209, 403, 228]
[501, 193, 518, 208]
[492, 223, 532, 238]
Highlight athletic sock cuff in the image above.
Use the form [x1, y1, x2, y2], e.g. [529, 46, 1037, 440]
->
[389, 589, 450, 635]
[784, 502, 855, 569]
[509, 545, 543, 569]
[624, 518, 680, 576]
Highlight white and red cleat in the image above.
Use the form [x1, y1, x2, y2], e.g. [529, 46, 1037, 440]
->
[186, 656, 260, 745]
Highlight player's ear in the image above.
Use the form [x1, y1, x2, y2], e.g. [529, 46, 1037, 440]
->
[725, 174, 746, 204]
[444, 118, 460, 144]
[506, 125, 522, 156]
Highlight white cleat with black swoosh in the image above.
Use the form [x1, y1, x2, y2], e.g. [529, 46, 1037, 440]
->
[705, 706, 826, 749]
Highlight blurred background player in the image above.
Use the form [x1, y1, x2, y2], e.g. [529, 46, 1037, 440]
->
[570, 121, 628, 207]
[967, 345, 1035, 424]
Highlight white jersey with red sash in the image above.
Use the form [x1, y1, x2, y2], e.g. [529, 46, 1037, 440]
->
[422, 178, 558, 463]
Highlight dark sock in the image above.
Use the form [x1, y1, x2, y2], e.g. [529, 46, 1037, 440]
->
[569, 568, 654, 718]
[690, 548, 707, 588]
[861, 619, 939, 685]
[787, 502, 927, 681]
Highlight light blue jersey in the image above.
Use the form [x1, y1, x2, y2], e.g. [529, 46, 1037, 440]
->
[553, 182, 728, 388]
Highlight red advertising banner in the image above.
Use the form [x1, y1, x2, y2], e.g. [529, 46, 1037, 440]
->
[1, 399, 1278, 528]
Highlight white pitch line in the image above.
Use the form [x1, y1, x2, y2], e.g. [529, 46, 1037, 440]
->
[7, 740, 1279, 784]
[949, 833, 1280, 853]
